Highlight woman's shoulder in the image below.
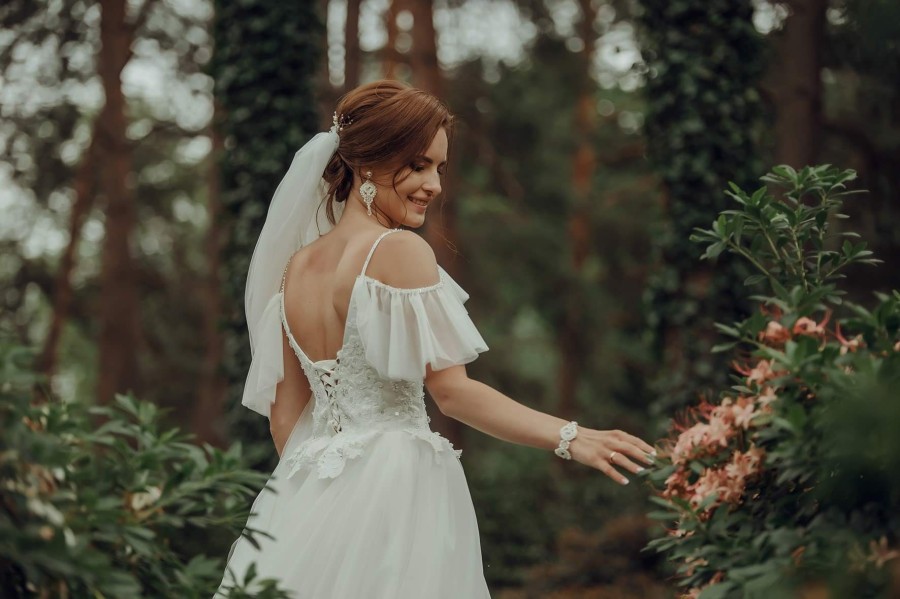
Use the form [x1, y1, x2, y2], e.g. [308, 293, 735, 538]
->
[366, 230, 440, 290]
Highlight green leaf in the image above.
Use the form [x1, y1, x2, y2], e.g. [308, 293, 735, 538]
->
[698, 581, 737, 599]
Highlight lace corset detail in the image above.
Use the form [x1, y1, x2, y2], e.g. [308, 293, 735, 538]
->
[276, 229, 471, 480]
[284, 295, 431, 437]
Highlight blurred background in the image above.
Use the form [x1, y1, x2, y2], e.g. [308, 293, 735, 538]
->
[1, 0, 898, 595]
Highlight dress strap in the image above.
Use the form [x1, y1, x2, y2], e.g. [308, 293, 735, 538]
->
[360, 228, 401, 277]
[280, 252, 297, 294]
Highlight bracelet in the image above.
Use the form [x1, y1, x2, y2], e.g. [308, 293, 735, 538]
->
[554, 421, 578, 460]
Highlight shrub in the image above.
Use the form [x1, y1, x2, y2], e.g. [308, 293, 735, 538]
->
[0, 337, 290, 597]
[645, 165, 900, 598]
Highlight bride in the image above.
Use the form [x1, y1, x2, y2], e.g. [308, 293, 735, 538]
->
[215, 79, 655, 598]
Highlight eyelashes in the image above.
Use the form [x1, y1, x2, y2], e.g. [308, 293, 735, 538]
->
[412, 163, 446, 176]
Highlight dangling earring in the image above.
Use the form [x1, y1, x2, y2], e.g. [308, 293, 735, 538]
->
[359, 171, 377, 216]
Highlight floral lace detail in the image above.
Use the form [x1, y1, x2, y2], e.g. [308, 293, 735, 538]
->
[284, 427, 461, 480]
[281, 284, 461, 481]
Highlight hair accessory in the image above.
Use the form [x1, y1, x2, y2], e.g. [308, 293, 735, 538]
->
[331, 111, 352, 134]
[359, 171, 377, 216]
[554, 421, 579, 460]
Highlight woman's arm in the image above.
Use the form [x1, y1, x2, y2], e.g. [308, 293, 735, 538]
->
[270, 338, 313, 457]
[425, 365, 656, 485]
[374, 235, 654, 483]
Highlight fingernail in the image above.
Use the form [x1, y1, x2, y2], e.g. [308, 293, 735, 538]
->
[621, 478, 630, 485]
[636, 467, 645, 473]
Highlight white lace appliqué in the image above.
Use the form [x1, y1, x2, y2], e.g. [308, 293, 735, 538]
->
[282, 296, 462, 481]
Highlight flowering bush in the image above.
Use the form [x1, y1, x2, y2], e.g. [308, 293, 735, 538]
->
[645, 165, 900, 597]
[0, 337, 290, 598]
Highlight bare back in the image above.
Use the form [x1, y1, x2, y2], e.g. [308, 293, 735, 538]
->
[282, 230, 388, 362]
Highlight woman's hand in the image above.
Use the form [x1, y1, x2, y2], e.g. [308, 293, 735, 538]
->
[569, 427, 657, 485]
[425, 368, 657, 485]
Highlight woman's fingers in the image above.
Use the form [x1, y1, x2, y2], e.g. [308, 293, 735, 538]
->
[608, 448, 645, 475]
[613, 430, 656, 457]
[571, 428, 656, 484]
[596, 456, 630, 485]
[622, 440, 656, 465]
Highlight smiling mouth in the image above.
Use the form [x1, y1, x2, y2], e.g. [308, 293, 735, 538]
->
[408, 196, 429, 208]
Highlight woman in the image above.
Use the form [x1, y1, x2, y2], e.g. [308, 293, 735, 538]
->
[216, 80, 656, 598]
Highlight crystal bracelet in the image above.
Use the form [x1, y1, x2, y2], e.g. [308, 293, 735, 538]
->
[554, 421, 578, 460]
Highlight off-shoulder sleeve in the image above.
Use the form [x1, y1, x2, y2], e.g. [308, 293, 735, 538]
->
[354, 268, 489, 381]
[241, 292, 284, 418]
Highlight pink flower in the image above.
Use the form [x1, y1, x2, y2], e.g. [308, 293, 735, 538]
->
[792, 311, 830, 337]
[671, 422, 711, 465]
[835, 323, 864, 355]
[759, 320, 790, 345]
[748, 360, 775, 385]
[757, 386, 778, 407]
[688, 446, 765, 511]
[733, 359, 780, 386]
[731, 396, 758, 429]
[668, 525, 694, 538]
[724, 446, 764, 481]
[706, 412, 733, 447]
[663, 469, 688, 499]
[710, 398, 736, 426]
[690, 467, 729, 508]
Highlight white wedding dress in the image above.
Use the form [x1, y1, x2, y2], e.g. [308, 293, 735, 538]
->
[216, 229, 491, 598]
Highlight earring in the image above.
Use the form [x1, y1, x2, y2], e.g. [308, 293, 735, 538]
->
[359, 171, 377, 216]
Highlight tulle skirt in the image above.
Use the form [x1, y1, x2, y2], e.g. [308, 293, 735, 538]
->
[215, 412, 490, 598]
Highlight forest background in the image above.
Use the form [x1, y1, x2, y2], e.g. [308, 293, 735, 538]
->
[1, 0, 898, 595]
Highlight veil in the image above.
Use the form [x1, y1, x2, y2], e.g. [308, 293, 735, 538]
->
[240, 125, 344, 418]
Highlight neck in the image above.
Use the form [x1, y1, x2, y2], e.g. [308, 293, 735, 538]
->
[338, 194, 397, 230]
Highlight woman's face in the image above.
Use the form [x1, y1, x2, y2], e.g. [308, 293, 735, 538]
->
[367, 127, 448, 229]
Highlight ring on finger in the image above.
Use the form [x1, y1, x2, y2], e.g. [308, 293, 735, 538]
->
[608, 451, 618, 463]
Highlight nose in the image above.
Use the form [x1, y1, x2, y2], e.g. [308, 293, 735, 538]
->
[422, 171, 441, 196]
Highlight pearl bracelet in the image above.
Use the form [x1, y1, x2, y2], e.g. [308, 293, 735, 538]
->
[554, 421, 578, 460]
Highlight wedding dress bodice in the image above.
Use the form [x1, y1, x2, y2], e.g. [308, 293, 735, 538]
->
[242, 229, 489, 480]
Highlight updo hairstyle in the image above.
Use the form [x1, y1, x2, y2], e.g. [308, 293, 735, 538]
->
[322, 79, 453, 225]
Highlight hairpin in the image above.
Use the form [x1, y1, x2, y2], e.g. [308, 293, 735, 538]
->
[331, 111, 352, 133]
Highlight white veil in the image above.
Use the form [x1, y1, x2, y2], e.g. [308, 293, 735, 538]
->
[240, 125, 345, 418]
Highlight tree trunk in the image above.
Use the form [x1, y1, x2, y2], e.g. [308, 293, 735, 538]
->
[38, 136, 97, 379]
[773, 0, 826, 168]
[557, 0, 597, 420]
[382, 0, 405, 79]
[344, 0, 362, 92]
[193, 126, 228, 446]
[410, 0, 441, 95]
[96, 0, 140, 404]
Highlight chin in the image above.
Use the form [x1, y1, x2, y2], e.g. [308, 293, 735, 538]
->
[403, 217, 427, 229]
[394, 210, 427, 229]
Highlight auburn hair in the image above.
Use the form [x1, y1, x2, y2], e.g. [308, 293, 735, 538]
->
[322, 79, 454, 225]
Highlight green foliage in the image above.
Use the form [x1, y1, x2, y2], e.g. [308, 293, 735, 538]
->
[0, 337, 288, 597]
[637, 0, 767, 417]
[645, 165, 900, 597]
[692, 165, 876, 298]
[209, 0, 325, 465]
